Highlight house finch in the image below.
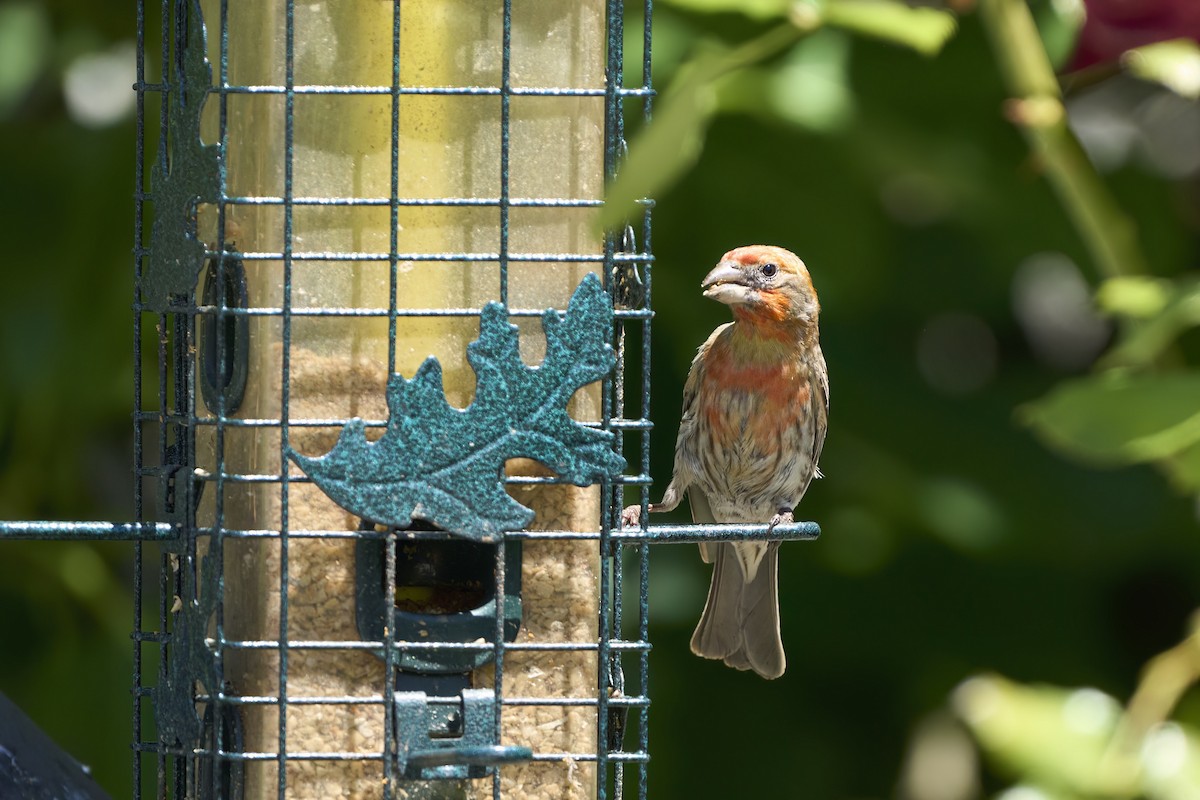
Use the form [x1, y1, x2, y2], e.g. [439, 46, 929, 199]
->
[622, 245, 828, 679]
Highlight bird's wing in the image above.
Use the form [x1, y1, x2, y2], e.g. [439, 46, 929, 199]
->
[678, 326, 727, 431]
[689, 486, 718, 563]
[809, 343, 830, 479]
[680, 325, 732, 561]
[667, 324, 730, 503]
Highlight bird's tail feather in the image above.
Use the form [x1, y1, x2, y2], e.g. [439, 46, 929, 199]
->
[689, 542, 785, 680]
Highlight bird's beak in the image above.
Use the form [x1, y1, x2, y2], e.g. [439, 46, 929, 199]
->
[701, 263, 753, 306]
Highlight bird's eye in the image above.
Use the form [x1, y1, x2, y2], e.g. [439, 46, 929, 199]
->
[761, 263, 778, 278]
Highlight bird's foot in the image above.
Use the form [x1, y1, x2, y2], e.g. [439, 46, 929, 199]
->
[767, 509, 794, 532]
[620, 504, 643, 528]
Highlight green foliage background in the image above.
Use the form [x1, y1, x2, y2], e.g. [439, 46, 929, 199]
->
[2, 1, 1199, 797]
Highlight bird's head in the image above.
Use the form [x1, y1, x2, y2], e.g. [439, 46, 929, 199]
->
[701, 245, 819, 329]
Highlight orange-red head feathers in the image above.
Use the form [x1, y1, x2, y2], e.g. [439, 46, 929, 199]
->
[701, 245, 819, 333]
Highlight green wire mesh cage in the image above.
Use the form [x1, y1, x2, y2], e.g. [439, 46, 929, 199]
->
[135, 2, 655, 796]
[0, 1, 819, 798]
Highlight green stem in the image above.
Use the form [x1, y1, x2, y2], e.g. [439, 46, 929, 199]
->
[697, 20, 807, 85]
[977, 0, 1148, 279]
[599, 21, 805, 231]
[1096, 614, 1200, 792]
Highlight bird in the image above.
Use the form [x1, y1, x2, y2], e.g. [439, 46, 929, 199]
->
[622, 244, 828, 679]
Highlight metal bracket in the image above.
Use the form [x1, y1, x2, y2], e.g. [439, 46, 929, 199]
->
[611, 224, 646, 311]
[606, 654, 628, 753]
[159, 437, 203, 525]
[393, 689, 531, 781]
[198, 247, 250, 416]
[197, 690, 244, 800]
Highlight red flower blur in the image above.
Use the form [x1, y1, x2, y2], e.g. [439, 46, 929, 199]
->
[1070, 0, 1200, 69]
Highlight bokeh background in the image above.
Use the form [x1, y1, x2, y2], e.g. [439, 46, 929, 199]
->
[2, 0, 1199, 797]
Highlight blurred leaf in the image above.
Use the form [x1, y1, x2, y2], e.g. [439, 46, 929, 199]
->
[954, 675, 1126, 795]
[599, 59, 717, 231]
[765, 30, 855, 131]
[1098, 277, 1200, 367]
[823, 0, 958, 57]
[715, 30, 856, 132]
[1162, 443, 1200, 495]
[660, 0, 960, 57]
[916, 477, 1005, 552]
[1097, 275, 1173, 319]
[602, 0, 956, 228]
[1124, 39, 1200, 100]
[0, 1, 51, 118]
[996, 785, 1077, 800]
[600, 24, 802, 230]
[659, 0, 795, 20]
[1034, 0, 1086, 71]
[626, 7, 695, 84]
[1019, 372, 1200, 472]
[1141, 723, 1200, 800]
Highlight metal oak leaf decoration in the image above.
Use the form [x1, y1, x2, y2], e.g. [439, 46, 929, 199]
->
[144, 0, 220, 311]
[289, 274, 625, 541]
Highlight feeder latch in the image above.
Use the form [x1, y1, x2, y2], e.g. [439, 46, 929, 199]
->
[356, 521, 531, 781]
[393, 687, 531, 781]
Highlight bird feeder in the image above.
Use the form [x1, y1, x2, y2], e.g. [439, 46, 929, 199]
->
[176, 0, 631, 797]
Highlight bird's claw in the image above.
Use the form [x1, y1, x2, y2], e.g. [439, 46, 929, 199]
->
[620, 504, 643, 529]
[768, 510, 794, 532]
